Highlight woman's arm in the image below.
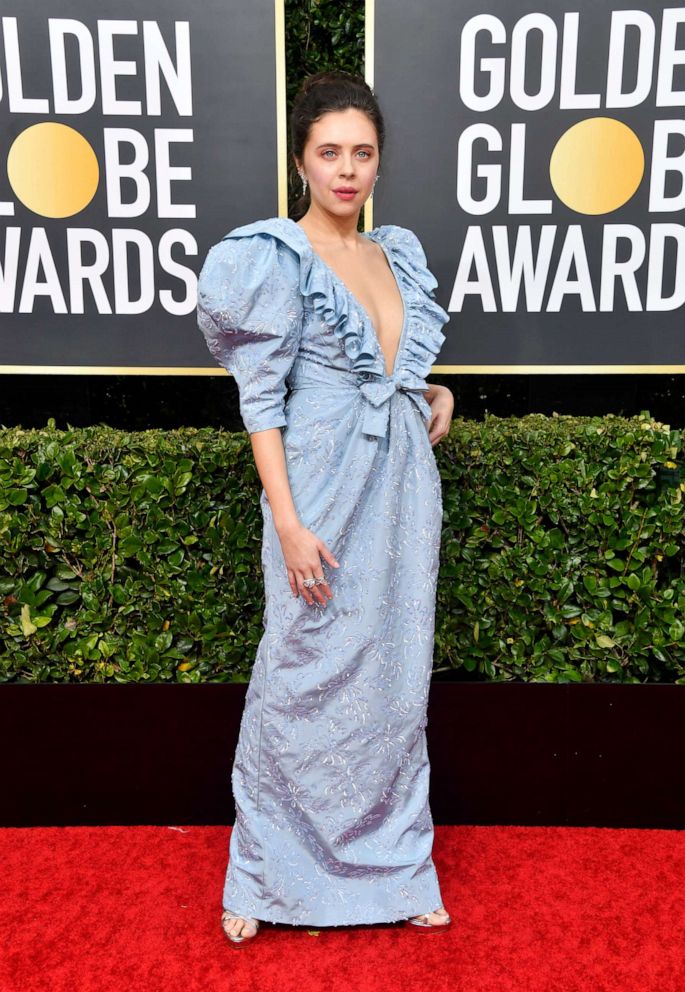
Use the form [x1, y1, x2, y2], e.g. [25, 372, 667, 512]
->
[423, 380, 455, 447]
[249, 428, 299, 532]
[197, 234, 338, 604]
[423, 380, 440, 403]
[249, 428, 339, 605]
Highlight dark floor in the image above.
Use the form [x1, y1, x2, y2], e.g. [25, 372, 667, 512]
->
[1, 372, 683, 432]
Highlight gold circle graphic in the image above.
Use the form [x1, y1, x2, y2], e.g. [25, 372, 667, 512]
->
[7, 122, 99, 218]
[550, 117, 644, 215]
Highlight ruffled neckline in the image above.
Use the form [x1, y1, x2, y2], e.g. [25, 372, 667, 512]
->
[220, 215, 449, 380]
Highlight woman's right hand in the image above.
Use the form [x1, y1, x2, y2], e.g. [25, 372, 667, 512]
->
[276, 520, 339, 606]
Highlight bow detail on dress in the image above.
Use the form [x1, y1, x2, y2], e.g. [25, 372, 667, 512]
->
[357, 369, 432, 438]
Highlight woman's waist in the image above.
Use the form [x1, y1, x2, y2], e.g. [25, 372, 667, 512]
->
[287, 355, 360, 393]
[286, 355, 432, 440]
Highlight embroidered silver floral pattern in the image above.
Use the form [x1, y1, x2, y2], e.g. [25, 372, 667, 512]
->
[196, 216, 451, 926]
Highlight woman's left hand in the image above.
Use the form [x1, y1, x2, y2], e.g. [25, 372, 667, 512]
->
[425, 384, 454, 447]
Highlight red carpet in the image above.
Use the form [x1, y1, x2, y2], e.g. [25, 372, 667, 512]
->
[2, 824, 683, 992]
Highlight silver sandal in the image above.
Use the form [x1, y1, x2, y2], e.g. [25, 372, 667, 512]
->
[221, 908, 261, 947]
[404, 907, 453, 933]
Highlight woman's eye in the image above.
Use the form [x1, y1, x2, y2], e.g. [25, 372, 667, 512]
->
[321, 150, 372, 159]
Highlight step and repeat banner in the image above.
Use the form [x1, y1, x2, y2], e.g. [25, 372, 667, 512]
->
[371, 0, 685, 371]
[1, 1, 683, 372]
[0, 0, 282, 371]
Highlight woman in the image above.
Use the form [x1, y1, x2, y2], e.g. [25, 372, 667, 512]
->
[197, 70, 455, 946]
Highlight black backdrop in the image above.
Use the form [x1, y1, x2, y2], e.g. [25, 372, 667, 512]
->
[1, 0, 683, 430]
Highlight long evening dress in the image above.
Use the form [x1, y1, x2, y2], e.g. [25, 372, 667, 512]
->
[196, 215, 450, 927]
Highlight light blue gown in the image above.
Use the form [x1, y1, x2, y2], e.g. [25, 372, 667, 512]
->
[196, 216, 451, 926]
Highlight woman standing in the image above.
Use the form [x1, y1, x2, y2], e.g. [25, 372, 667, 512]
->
[197, 70, 455, 946]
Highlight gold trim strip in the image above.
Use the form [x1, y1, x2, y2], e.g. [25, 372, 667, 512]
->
[275, 0, 288, 216]
[0, 366, 234, 375]
[430, 365, 685, 375]
[1, 365, 683, 375]
[430, 365, 685, 374]
[364, 0, 375, 231]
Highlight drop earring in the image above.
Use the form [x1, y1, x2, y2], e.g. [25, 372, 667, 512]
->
[299, 172, 308, 196]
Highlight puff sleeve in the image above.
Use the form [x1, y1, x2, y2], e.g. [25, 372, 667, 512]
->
[196, 233, 304, 434]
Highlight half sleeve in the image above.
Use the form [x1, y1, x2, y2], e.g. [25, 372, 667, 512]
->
[196, 233, 304, 434]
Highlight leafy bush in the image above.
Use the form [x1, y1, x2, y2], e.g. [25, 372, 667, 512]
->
[0, 423, 266, 684]
[0, 413, 682, 684]
[435, 412, 683, 682]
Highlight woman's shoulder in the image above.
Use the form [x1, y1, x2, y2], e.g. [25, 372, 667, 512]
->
[213, 216, 305, 257]
[371, 223, 426, 258]
[200, 217, 303, 293]
[369, 224, 438, 294]
[198, 217, 306, 324]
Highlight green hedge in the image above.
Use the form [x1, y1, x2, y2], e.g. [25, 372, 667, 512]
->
[0, 413, 682, 684]
[285, 1, 364, 107]
[435, 411, 683, 682]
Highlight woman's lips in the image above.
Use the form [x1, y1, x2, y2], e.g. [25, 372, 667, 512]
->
[333, 189, 357, 199]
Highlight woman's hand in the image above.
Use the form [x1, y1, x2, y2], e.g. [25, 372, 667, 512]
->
[276, 519, 339, 606]
[425, 384, 454, 447]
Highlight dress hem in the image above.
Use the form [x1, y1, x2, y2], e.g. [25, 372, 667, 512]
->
[220, 906, 436, 928]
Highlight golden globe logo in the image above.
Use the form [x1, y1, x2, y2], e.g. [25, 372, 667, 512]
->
[453, 8, 685, 314]
[0, 17, 196, 316]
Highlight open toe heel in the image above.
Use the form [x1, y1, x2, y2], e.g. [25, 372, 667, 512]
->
[404, 907, 453, 934]
[221, 909, 261, 948]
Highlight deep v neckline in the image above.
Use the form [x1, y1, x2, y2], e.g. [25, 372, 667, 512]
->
[288, 218, 408, 377]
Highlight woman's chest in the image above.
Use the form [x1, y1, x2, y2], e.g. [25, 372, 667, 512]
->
[305, 244, 406, 376]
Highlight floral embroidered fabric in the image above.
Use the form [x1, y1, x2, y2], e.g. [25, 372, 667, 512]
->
[197, 215, 451, 926]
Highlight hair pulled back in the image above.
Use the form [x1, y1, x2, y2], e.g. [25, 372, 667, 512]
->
[289, 70, 385, 221]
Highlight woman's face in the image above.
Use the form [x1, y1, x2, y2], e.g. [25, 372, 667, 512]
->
[297, 107, 379, 218]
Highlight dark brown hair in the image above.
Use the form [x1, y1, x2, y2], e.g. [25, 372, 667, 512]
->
[289, 69, 385, 221]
